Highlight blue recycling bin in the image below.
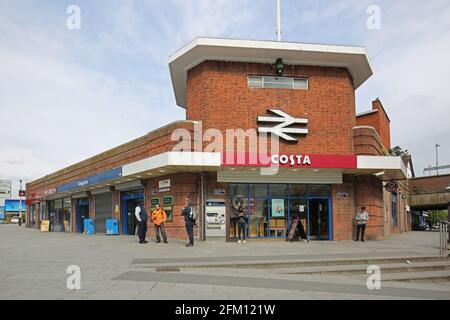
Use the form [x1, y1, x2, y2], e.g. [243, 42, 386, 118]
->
[84, 219, 95, 235]
[106, 219, 119, 235]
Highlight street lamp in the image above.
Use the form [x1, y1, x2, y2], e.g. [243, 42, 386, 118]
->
[435, 144, 440, 176]
[19, 179, 23, 226]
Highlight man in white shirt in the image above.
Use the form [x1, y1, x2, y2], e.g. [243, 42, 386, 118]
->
[355, 207, 369, 242]
[135, 200, 148, 244]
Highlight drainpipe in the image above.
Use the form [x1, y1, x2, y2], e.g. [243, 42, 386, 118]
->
[200, 173, 206, 241]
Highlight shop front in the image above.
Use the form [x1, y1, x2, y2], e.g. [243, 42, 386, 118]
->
[228, 184, 332, 241]
[46, 198, 71, 232]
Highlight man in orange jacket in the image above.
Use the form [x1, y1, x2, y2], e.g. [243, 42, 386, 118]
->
[152, 204, 168, 244]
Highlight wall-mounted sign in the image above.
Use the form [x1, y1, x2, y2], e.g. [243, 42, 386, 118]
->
[385, 181, 399, 193]
[163, 196, 173, 206]
[258, 109, 308, 142]
[271, 155, 311, 166]
[57, 167, 123, 193]
[4, 199, 26, 212]
[151, 198, 160, 206]
[158, 187, 170, 193]
[19, 190, 26, 197]
[44, 188, 57, 196]
[222, 153, 357, 169]
[159, 179, 171, 189]
[337, 192, 349, 199]
[0, 180, 11, 199]
[271, 199, 285, 218]
[213, 189, 226, 196]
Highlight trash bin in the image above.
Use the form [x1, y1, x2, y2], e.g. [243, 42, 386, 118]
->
[106, 219, 119, 235]
[84, 219, 95, 235]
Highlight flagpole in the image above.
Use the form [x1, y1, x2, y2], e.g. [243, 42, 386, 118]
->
[276, 0, 282, 41]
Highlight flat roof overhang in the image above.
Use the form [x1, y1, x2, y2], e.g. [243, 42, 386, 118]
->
[169, 37, 374, 108]
[343, 156, 409, 181]
[32, 154, 407, 200]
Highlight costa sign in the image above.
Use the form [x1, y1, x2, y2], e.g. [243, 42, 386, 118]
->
[222, 153, 357, 169]
[271, 155, 312, 166]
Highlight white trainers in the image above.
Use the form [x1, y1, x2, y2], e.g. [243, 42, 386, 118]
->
[238, 240, 241, 244]
[243, 240, 247, 244]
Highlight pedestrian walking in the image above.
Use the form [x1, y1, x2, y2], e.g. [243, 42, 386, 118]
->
[181, 199, 196, 247]
[355, 207, 369, 242]
[236, 205, 248, 244]
[152, 204, 168, 244]
[135, 200, 148, 244]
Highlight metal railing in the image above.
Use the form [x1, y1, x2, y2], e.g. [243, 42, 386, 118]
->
[439, 219, 449, 256]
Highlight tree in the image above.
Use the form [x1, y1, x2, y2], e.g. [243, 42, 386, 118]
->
[389, 146, 410, 157]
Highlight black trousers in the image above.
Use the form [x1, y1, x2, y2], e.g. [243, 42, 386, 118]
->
[238, 223, 247, 241]
[297, 220, 308, 240]
[356, 224, 366, 241]
[185, 221, 195, 245]
[155, 223, 168, 242]
[138, 222, 147, 243]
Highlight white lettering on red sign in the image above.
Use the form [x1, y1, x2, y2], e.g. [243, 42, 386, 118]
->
[271, 155, 312, 166]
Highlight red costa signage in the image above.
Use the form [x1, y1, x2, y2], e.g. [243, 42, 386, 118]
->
[222, 153, 357, 169]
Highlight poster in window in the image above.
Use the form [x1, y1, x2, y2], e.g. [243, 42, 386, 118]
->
[271, 199, 285, 218]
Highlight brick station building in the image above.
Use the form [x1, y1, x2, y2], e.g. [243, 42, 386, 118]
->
[26, 38, 413, 241]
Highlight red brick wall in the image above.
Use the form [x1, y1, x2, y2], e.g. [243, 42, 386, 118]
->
[145, 173, 200, 241]
[332, 175, 355, 240]
[410, 174, 450, 195]
[356, 99, 391, 151]
[186, 61, 356, 155]
[354, 175, 384, 240]
[353, 126, 389, 156]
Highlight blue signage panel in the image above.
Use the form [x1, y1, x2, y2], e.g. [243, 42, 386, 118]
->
[57, 167, 123, 193]
[0, 206, 4, 219]
[4, 200, 26, 212]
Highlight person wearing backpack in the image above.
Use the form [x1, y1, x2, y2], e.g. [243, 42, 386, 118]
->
[182, 199, 196, 247]
[135, 199, 148, 244]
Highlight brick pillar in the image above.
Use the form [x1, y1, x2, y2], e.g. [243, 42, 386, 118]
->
[332, 175, 355, 240]
[354, 175, 384, 240]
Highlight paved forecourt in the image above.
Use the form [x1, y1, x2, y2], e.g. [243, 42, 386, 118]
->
[0, 225, 449, 300]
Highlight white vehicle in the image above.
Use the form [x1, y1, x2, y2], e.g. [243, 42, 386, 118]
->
[11, 216, 20, 224]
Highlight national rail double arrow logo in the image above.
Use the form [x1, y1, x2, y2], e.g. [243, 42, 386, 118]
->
[257, 109, 309, 142]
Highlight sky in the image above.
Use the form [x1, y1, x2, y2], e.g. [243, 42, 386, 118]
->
[1, 0, 449, 200]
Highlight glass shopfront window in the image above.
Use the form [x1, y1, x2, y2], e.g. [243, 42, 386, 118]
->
[229, 184, 248, 239]
[39, 202, 45, 223]
[63, 197, 72, 232]
[229, 184, 332, 241]
[48, 199, 70, 232]
[29, 205, 36, 227]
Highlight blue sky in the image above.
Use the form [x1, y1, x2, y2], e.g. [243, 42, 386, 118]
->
[1, 0, 450, 197]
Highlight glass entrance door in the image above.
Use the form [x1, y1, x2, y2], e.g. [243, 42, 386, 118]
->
[309, 199, 329, 240]
[121, 190, 143, 236]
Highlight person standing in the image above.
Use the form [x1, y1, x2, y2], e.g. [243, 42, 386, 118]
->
[355, 207, 369, 242]
[135, 200, 148, 244]
[152, 204, 168, 244]
[182, 199, 195, 247]
[236, 205, 248, 244]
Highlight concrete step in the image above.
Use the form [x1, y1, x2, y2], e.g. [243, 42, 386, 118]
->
[135, 255, 450, 270]
[364, 270, 450, 283]
[278, 261, 450, 276]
